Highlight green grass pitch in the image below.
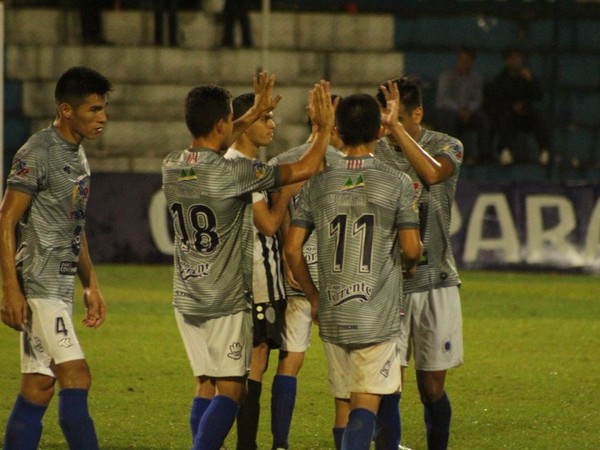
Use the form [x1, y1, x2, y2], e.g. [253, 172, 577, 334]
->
[1, 265, 599, 449]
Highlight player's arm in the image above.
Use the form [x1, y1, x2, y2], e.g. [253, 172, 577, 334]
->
[77, 231, 106, 328]
[253, 187, 295, 237]
[276, 83, 336, 186]
[284, 225, 319, 321]
[228, 72, 282, 147]
[398, 228, 423, 279]
[278, 198, 303, 291]
[0, 189, 32, 331]
[381, 81, 455, 185]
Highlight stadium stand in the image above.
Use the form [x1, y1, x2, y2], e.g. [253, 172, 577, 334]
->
[3, 1, 600, 181]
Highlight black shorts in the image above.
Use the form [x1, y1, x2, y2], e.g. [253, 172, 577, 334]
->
[252, 300, 286, 348]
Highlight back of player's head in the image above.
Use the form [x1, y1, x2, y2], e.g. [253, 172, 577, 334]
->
[54, 66, 112, 107]
[376, 76, 422, 114]
[232, 93, 255, 121]
[335, 93, 381, 146]
[185, 85, 232, 138]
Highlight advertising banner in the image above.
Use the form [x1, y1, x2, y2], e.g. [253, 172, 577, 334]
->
[87, 173, 600, 272]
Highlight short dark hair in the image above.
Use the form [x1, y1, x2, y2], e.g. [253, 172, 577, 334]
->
[54, 66, 112, 107]
[335, 93, 381, 146]
[185, 85, 232, 138]
[232, 93, 255, 121]
[376, 76, 422, 114]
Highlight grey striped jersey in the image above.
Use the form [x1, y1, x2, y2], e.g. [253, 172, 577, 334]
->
[376, 129, 463, 293]
[6, 126, 91, 302]
[291, 155, 419, 345]
[268, 144, 343, 298]
[161, 148, 281, 318]
[224, 148, 285, 303]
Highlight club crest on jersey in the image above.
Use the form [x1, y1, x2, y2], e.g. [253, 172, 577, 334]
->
[342, 174, 365, 191]
[252, 160, 268, 180]
[11, 159, 30, 177]
[328, 282, 372, 306]
[227, 342, 243, 360]
[178, 168, 197, 181]
[443, 143, 463, 161]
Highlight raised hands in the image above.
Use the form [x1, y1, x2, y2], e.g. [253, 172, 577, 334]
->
[307, 80, 337, 133]
[379, 80, 401, 132]
[252, 71, 283, 116]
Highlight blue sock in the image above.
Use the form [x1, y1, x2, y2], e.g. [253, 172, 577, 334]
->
[333, 427, 345, 450]
[3, 394, 47, 450]
[58, 389, 99, 450]
[424, 392, 451, 450]
[375, 393, 401, 450]
[342, 408, 377, 450]
[236, 379, 262, 450]
[193, 395, 239, 450]
[190, 397, 211, 443]
[271, 375, 297, 449]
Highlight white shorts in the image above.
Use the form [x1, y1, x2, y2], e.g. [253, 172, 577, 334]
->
[322, 338, 402, 400]
[399, 286, 463, 371]
[21, 298, 85, 377]
[280, 295, 312, 353]
[175, 309, 252, 378]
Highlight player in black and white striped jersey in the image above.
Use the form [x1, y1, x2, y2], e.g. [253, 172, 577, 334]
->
[224, 92, 291, 450]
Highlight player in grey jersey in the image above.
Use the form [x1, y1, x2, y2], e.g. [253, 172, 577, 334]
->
[267, 111, 343, 450]
[161, 73, 336, 450]
[285, 93, 422, 450]
[0, 66, 111, 450]
[375, 78, 464, 450]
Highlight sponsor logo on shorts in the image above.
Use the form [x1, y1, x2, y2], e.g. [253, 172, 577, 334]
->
[380, 359, 391, 378]
[58, 337, 73, 348]
[59, 261, 78, 275]
[227, 342, 243, 360]
[32, 336, 45, 353]
[442, 339, 452, 353]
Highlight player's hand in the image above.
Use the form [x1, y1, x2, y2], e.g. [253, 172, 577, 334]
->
[307, 291, 320, 325]
[284, 262, 302, 291]
[1, 288, 28, 331]
[307, 80, 336, 133]
[380, 80, 400, 132]
[402, 265, 417, 279]
[82, 287, 106, 328]
[253, 71, 282, 116]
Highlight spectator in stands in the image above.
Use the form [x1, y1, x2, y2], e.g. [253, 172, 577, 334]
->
[435, 47, 491, 164]
[154, 0, 179, 46]
[485, 47, 551, 166]
[80, 0, 110, 45]
[221, 0, 254, 48]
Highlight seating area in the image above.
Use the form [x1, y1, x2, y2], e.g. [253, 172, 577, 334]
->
[3, 3, 600, 181]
